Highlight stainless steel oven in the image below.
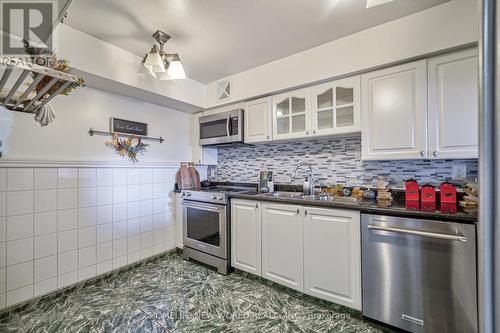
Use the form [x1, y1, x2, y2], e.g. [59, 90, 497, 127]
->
[199, 109, 243, 146]
[182, 190, 229, 274]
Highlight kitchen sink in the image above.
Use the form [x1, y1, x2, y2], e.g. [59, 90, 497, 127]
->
[263, 191, 303, 198]
[260, 192, 359, 204]
[300, 194, 359, 204]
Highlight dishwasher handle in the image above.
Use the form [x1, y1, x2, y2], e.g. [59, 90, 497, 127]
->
[367, 224, 467, 242]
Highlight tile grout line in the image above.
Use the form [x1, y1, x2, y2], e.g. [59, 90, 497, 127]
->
[67, 293, 102, 333]
[104, 279, 172, 332]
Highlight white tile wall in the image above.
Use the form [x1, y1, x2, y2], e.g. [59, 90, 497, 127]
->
[7, 169, 33, 191]
[0, 167, 177, 310]
[0, 169, 6, 192]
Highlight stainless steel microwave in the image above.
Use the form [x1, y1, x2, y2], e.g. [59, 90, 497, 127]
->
[199, 109, 243, 146]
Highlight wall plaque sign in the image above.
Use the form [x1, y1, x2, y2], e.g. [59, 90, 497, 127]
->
[110, 118, 148, 136]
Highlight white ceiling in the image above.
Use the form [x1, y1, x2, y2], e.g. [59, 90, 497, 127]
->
[65, 0, 449, 84]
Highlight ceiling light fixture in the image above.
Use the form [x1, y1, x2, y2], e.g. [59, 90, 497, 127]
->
[167, 54, 186, 80]
[366, 0, 394, 8]
[142, 30, 187, 80]
[139, 54, 156, 78]
[158, 60, 172, 81]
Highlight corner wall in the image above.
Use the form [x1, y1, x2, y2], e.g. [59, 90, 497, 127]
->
[0, 86, 206, 310]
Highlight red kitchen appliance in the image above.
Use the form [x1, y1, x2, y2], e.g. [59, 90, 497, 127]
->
[421, 184, 436, 203]
[421, 202, 437, 212]
[440, 182, 457, 204]
[440, 203, 458, 214]
[405, 201, 420, 210]
[405, 179, 419, 201]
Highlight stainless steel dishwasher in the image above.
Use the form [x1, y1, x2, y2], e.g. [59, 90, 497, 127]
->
[361, 214, 477, 333]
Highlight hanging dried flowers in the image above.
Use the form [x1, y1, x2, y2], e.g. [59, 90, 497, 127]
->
[106, 133, 149, 162]
[23, 39, 85, 96]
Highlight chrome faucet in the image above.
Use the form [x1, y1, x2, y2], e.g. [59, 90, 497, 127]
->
[291, 162, 315, 196]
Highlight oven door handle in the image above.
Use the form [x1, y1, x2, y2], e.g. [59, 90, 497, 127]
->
[183, 201, 225, 212]
[226, 116, 231, 137]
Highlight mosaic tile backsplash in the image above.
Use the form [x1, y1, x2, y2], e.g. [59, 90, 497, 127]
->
[210, 135, 478, 187]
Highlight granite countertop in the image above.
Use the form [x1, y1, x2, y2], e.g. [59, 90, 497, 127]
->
[230, 193, 478, 223]
[175, 182, 478, 223]
[229, 191, 478, 224]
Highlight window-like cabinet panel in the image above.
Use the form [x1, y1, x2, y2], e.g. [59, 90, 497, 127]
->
[272, 88, 311, 140]
[311, 76, 360, 137]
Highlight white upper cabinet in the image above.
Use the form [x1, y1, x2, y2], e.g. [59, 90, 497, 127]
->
[361, 60, 428, 160]
[261, 202, 304, 292]
[311, 76, 361, 137]
[428, 49, 479, 159]
[231, 199, 262, 276]
[272, 88, 311, 141]
[192, 113, 217, 165]
[303, 207, 361, 310]
[244, 97, 272, 143]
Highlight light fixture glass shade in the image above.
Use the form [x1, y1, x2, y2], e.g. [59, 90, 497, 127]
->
[139, 56, 157, 78]
[159, 60, 172, 80]
[167, 55, 186, 79]
[145, 45, 165, 73]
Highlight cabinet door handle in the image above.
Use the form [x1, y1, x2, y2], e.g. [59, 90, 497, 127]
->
[296, 208, 300, 214]
[433, 151, 438, 157]
[312, 130, 316, 134]
[304, 210, 308, 216]
[420, 151, 424, 157]
[255, 204, 259, 208]
[267, 135, 270, 140]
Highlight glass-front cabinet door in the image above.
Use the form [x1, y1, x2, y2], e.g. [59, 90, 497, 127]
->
[272, 88, 311, 140]
[311, 76, 360, 136]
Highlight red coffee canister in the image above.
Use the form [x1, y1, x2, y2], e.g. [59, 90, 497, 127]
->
[440, 182, 457, 204]
[405, 179, 419, 201]
[421, 184, 436, 203]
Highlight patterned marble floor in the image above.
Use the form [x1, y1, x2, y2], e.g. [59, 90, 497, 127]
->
[0, 252, 391, 332]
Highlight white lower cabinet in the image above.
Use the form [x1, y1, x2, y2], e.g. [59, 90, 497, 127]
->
[175, 193, 183, 248]
[231, 199, 262, 275]
[303, 207, 361, 310]
[261, 203, 304, 292]
[230, 199, 362, 310]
